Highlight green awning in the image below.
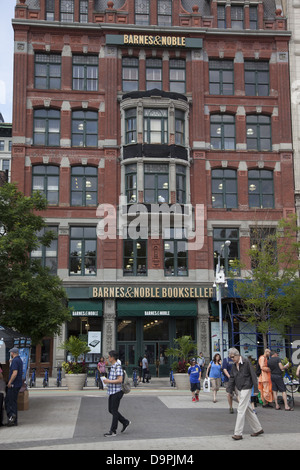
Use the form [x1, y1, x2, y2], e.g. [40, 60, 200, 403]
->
[117, 300, 197, 317]
[69, 300, 103, 317]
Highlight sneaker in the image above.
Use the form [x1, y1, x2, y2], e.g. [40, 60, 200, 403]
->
[7, 415, 17, 427]
[104, 431, 117, 437]
[195, 395, 199, 401]
[192, 397, 196, 402]
[121, 421, 131, 433]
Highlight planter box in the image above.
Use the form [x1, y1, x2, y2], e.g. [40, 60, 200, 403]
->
[174, 373, 190, 390]
[65, 374, 86, 391]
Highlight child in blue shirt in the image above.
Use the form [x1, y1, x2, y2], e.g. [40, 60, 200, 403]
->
[188, 358, 201, 402]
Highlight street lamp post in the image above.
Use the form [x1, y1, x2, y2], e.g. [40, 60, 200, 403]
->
[213, 240, 231, 360]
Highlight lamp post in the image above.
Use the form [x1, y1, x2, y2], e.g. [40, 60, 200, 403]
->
[213, 240, 231, 360]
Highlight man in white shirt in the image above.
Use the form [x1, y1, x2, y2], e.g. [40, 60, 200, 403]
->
[142, 354, 149, 383]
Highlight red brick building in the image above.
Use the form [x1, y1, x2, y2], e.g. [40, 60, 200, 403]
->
[11, 0, 294, 375]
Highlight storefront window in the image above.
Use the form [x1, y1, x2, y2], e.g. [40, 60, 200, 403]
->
[176, 318, 195, 339]
[143, 318, 169, 341]
[117, 320, 137, 341]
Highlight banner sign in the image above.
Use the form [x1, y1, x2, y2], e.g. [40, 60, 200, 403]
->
[91, 285, 213, 300]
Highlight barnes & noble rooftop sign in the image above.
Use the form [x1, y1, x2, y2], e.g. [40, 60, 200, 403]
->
[91, 286, 213, 299]
[106, 34, 203, 49]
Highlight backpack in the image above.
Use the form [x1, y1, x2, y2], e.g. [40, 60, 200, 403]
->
[121, 369, 131, 394]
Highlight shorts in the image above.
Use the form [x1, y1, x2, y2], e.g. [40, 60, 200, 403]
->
[210, 377, 221, 391]
[271, 375, 286, 393]
[190, 382, 200, 392]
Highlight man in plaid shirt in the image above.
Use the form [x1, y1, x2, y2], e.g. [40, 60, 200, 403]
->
[103, 350, 131, 437]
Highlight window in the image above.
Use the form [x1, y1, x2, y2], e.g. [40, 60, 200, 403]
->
[123, 239, 147, 276]
[1, 160, 9, 172]
[46, 0, 55, 21]
[175, 110, 185, 145]
[212, 169, 237, 209]
[231, 6, 244, 30]
[79, 0, 88, 23]
[209, 60, 234, 95]
[125, 164, 137, 203]
[32, 165, 59, 205]
[248, 169, 274, 208]
[158, 0, 172, 26]
[213, 228, 239, 275]
[135, 0, 149, 25]
[176, 165, 186, 204]
[0, 141, 4, 151]
[31, 226, 58, 274]
[146, 58, 162, 91]
[73, 55, 98, 91]
[35, 54, 61, 89]
[164, 230, 188, 276]
[72, 110, 98, 147]
[169, 59, 185, 93]
[125, 109, 137, 144]
[217, 5, 226, 28]
[249, 6, 258, 30]
[144, 163, 168, 203]
[210, 114, 235, 150]
[122, 57, 139, 92]
[33, 109, 60, 146]
[144, 109, 168, 144]
[60, 0, 74, 22]
[245, 61, 269, 96]
[70, 226, 97, 276]
[71, 166, 97, 206]
[246, 115, 271, 151]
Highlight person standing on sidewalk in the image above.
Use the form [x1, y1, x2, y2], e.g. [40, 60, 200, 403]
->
[268, 351, 293, 411]
[188, 358, 201, 402]
[258, 349, 273, 408]
[5, 348, 23, 427]
[142, 354, 149, 383]
[103, 350, 131, 437]
[222, 355, 235, 414]
[226, 348, 264, 441]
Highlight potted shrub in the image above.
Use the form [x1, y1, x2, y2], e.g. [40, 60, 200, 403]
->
[165, 336, 197, 390]
[59, 336, 90, 390]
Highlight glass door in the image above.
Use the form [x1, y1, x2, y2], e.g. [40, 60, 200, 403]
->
[143, 342, 170, 377]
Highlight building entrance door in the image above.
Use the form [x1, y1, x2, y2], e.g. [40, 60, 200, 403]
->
[143, 342, 170, 377]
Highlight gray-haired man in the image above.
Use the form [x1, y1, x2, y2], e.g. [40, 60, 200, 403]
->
[226, 348, 264, 440]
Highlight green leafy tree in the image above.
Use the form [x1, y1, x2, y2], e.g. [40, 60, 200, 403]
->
[165, 335, 197, 372]
[230, 214, 300, 349]
[0, 183, 71, 343]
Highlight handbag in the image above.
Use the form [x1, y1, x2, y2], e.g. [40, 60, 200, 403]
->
[203, 377, 210, 393]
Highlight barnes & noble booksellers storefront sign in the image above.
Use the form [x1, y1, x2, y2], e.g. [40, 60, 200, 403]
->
[91, 286, 213, 299]
[106, 34, 203, 49]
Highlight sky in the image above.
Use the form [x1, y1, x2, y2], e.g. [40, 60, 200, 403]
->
[0, 1, 16, 123]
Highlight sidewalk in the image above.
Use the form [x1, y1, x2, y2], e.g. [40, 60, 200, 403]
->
[1, 379, 300, 451]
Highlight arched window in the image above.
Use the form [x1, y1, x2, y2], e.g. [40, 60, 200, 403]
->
[210, 114, 235, 150]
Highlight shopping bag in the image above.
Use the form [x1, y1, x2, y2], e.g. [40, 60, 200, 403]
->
[203, 377, 210, 393]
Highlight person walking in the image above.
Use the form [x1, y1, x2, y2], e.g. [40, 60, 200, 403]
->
[142, 354, 149, 383]
[226, 348, 264, 441]
[102, 350, 131, 437]
[222, 354, 235, 413]
[5, 348, 23, 427]
[206, 353, 222, 403]
[267, 351, 293, 411]
[258, 349, 273, 408]
[188, 358, 201, 402]
[197, 352, 206, 376]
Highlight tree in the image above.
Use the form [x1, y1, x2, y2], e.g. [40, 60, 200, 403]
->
[230, 214, 300, 350]
[0, 183, 71, 344]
